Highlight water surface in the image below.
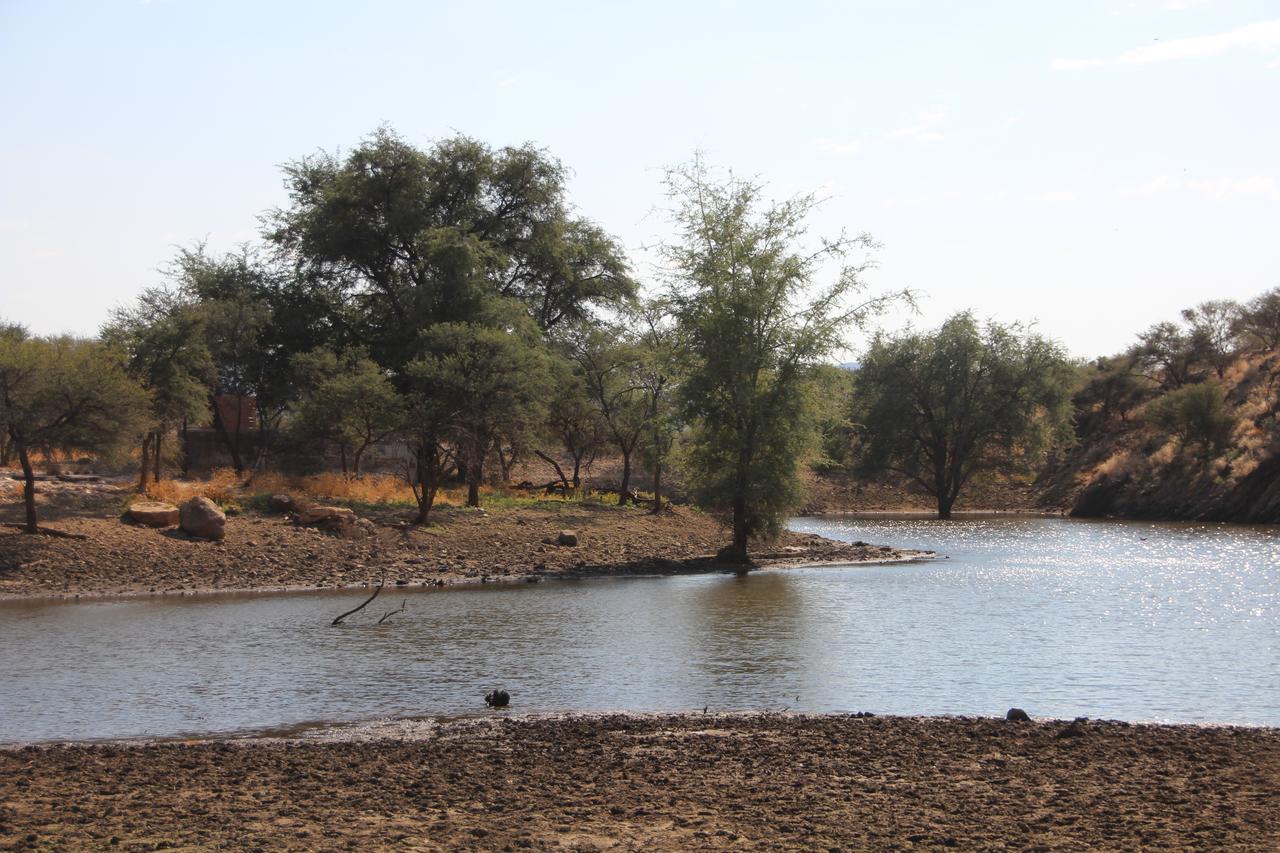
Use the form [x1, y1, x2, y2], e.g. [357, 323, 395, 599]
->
[1, 515, 1276, 741]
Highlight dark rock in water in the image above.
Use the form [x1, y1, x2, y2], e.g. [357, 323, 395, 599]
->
[851, 711, 876, 719]
[485, 690, 510, 708]
[1005, 707, 1031, 722]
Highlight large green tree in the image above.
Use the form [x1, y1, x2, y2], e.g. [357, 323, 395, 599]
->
[662, 159, 903, 561]
[290, 348, 404, 478]
[266, 128, 635, 374]
[0, 331, 148, 532]
[102, 287, 213, 490]
[855, 313, 1073, 519]
[407, 313, 551, 514]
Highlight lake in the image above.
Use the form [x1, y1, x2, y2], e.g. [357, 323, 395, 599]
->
[1, 515, 1276, 742]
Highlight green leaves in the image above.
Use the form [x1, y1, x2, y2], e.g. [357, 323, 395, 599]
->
[661, 157, 903, 556]
[855, 313, 1073, 517]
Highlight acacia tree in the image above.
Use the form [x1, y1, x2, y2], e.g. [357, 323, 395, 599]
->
[633, 300, 681, 514]
[0, 332, 147, 532]
[574, 328, 649, 506]
[1181, 299, 1242, 379]
[663, 158, 903, 561]
[267, 129, 635, 374]
[855, 313, 1073, 519]
[291, 348, 403, 477]
[1234, 287, 1280, 352]
[102, 287, 212, 490]
[408, 314, 551, 511]
[535, 358, 607, 492]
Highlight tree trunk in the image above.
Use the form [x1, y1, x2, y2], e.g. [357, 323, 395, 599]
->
[571, 454, 582, 490]
[728, 497, 749, 564]
[937, 493, 954, 520]
[353, 443, 366, 479]
[618, 450, 631, 506]
[180, 418, 190, 477]
[650, 458, 662, 515]
[467, 455, 482, 508]
[153, 432, 162, 483]
[138, 435, 151, 494]
[11, 429, 38, 534]
[412, 441, 441, 525]
[339, 445, 348, 477]
[534, 450, 570, 491]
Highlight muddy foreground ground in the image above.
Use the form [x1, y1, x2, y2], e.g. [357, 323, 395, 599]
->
[3, 713, 1277, 850]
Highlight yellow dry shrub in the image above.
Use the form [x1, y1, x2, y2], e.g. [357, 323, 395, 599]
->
[1096, 450, 1143, 479]
[1147, 440, 1179, 468]
[299, 472, 418, 505]
[144, 468, 242, 506]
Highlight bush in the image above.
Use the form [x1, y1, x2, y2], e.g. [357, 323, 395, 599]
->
[1144, 382, 1235, 452]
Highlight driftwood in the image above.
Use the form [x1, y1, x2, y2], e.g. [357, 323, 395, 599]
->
[377, 599, 408, 625]
[331, 576, 385, 626]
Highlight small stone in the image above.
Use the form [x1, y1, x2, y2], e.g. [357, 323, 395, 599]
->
[557, 530, 579, 547]
[1005, 707, 1031, 722]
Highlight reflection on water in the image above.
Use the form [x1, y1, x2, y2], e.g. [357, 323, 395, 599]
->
[1, 515, 1277, 741]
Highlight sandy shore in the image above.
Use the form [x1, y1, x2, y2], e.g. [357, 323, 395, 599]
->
[3, 713, 1277, 850]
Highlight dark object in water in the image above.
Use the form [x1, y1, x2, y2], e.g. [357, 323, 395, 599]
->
[1006, 707, 1031, 722]
[485, 690, 510, 708]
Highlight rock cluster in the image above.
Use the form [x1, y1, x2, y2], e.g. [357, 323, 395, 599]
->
[294, 504, 375, 540]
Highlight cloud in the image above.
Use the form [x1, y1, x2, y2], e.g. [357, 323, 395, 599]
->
[1166, 0, 1216, 9]
[885, 105, 948, 144]
[1268, 56, 1280, 69]
[1053, 18, 1280, 69]
[815, 136, 864, 156]
[1119, 173, 1280, 200]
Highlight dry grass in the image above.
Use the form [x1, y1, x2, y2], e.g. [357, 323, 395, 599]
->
[135, 469, 598, 512]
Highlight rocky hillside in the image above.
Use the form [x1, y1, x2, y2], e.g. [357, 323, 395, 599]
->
[1041, 345, 1280, 524]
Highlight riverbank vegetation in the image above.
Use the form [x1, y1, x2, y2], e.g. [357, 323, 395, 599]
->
[3, 128, 1278, 536]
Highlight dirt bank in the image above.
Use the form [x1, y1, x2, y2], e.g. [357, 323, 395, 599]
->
[0, 482, 922, 599]
[800, 467, 1054, 515]
[2, 713, 1277, 850]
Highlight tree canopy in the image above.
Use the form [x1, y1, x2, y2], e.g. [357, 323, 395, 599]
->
[662, 158, 903, 560]
[854, 313, 1073, 519]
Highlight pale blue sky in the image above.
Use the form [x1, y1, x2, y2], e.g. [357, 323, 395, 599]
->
[3, 0, 1278, 357]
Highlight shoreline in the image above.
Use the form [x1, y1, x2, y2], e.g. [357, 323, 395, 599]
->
[0, 550, 935, 604]
[6, 708, 1274, 751]
[5, 711, 1277, 848]
[0, 499, 931, 601]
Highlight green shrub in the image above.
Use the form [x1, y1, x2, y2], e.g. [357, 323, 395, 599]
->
[1144, 381, 1235, 452]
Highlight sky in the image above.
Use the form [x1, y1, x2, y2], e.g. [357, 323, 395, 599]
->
[2, 0, 1278, 359]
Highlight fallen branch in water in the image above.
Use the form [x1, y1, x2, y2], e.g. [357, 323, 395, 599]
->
[377, 599, 407, 625]
[331, 576, 385, 626]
